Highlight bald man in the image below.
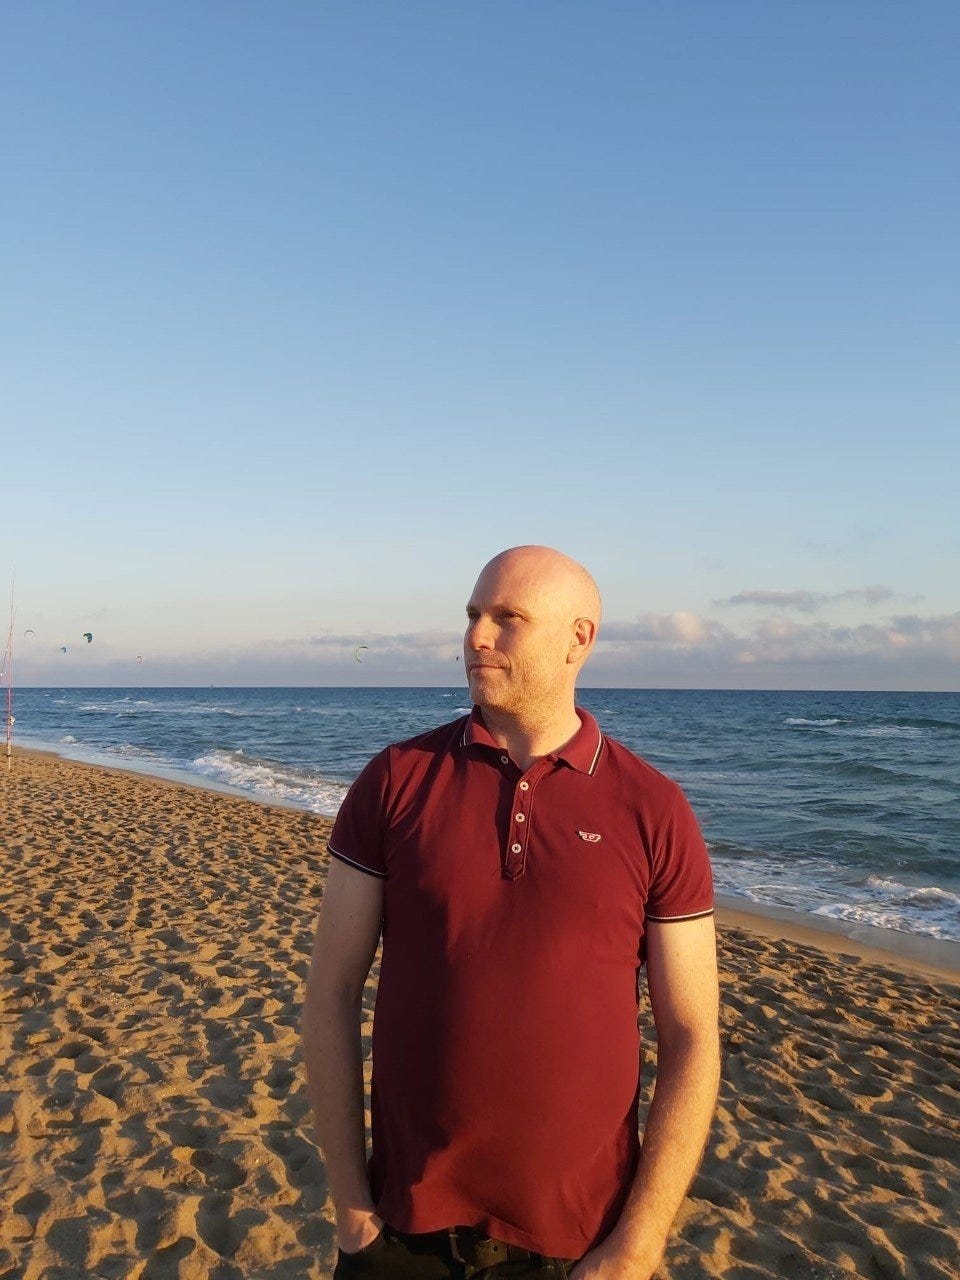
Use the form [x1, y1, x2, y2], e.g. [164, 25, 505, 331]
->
[302, 547, 719, 1280]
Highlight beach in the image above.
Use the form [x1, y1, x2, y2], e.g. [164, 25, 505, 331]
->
[1, 749, 958, 1280]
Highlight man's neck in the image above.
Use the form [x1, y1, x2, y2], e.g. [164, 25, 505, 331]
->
[478, 704, 583, 772]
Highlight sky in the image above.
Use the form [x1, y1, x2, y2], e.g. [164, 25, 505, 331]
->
[2, 2, 957, 690]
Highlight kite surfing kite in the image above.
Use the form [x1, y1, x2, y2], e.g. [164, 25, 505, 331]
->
[354, 645, 368, 663]
[83, 632, 93, 644]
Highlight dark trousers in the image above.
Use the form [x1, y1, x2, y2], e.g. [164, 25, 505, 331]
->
[333, 1225, 579, 1280]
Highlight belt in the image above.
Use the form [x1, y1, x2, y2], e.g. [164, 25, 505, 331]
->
[446, 1227, 565, 1277]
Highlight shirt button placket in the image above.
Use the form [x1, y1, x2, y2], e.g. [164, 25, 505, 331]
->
[505, 774, 533, 878]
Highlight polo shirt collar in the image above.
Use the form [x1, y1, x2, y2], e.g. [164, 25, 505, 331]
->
[461, 705, 603, 776]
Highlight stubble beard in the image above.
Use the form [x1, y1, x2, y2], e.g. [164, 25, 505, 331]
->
[471, 663, 569, 725]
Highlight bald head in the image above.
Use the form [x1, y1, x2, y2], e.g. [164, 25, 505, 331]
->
[478, 546, 602, 633]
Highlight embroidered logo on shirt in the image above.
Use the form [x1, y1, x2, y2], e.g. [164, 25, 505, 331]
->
[577, 830, 602, 842]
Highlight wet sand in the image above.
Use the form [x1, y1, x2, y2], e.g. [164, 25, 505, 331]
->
[1, 749, 958, 1279]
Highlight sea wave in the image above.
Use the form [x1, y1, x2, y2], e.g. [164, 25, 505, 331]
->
[784, 717, 842, 727]
[192, 749, 348, 816]
[863, 875, 960, 909]
[818, 876, 960, 941]
[888, 715, 960, 734]
[831, 760, 923, 784]
[832, 725, 923, 739]
[812, 896, 960, 941]
[712, 850, 960, 943]
[106, 742, 165, 759]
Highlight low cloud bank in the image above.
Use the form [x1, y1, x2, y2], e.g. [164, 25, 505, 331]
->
[714, 586, 900, 611]
[14, 607, 959, 690]
[591, 609, 959, 688]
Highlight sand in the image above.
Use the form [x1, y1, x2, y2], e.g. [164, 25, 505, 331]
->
[1, 748, 958, 1280]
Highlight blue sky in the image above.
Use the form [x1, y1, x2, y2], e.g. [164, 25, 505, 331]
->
[3, 2, 957, 689]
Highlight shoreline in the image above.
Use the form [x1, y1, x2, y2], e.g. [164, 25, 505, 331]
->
[12, 742, 960, 984]
[715, 896, 960, 984]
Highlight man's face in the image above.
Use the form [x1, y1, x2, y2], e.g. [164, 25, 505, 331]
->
[464, 555, 574, 719]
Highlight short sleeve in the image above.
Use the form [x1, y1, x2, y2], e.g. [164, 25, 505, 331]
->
[645, 784, 714, 922]
[327, 748, 391, 879]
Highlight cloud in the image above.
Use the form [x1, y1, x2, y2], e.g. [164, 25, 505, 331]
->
[305, 629, 463, 662]
[14, 612, 958, 691]
[590, 607, 960, 687]
[714, 586, 898, 612]
[601, 613, 731, 646]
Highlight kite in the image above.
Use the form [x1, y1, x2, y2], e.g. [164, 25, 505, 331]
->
[59, 646, 68, 654]
[137, 655, 143, 664]
[83, 632, 93, 644]
[23, 629, 36, 638]
[354, 645, 368, 663]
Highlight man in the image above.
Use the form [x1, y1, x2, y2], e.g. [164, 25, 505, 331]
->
[302, 546, 719, 1280]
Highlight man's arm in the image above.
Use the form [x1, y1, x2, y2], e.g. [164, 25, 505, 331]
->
[301, 857, 385, 1253]
[573, 915, 721, 1280]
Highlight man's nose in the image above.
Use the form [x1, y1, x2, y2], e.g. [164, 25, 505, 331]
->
[466, 617, 495, 650]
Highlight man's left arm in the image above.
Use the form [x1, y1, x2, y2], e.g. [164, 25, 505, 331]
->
[572, 915, 721, 1280]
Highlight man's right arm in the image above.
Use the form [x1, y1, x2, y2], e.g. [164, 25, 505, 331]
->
[301, 855, 385, 1253]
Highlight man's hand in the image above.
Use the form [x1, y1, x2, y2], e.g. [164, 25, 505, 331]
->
[568, 1227, 664, 1280]
[337, 1208, 385, 1255]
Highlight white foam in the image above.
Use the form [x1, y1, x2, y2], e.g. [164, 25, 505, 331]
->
[811, 901, 955, 940]
[809, 875, 960, 940]
[76, 698, 152, 717]
[712, 853, 960, 944]
[863, 875, 960, 909]
[192, 749, 349, 816]
[784, 717, 841, 727]
[108, 743, 163, 759]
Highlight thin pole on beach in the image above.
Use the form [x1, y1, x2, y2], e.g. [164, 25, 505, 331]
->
[3, 575, 13, 771]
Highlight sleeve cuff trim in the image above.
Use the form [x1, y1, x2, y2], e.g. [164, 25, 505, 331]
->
[646, 907, 715, 923]
[328, 846, 388, 879]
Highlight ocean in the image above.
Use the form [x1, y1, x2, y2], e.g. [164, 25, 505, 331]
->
[10, 686, 960, 947]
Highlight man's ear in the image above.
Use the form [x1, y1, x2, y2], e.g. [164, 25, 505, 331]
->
[567, 617, 597, 664]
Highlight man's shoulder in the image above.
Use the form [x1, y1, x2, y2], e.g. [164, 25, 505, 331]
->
[599, 731, 685, 806]
[384, 715, 468, 761]
[345, 716, 466, 796]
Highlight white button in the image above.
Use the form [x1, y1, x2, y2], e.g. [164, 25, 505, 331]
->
[511, 843, 522, 854]
[515, 813, 525, 822]
[519, 781, 529, 791]
[500, 755, 509, 764]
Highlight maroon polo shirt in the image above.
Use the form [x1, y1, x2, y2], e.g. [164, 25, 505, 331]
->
[327, 707, 714, 1259]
